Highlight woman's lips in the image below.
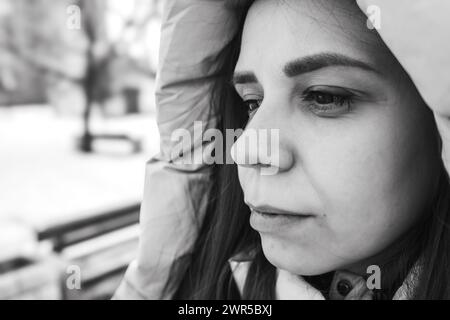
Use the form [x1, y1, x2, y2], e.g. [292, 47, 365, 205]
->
[249, 207, 314, 233]
[246, 203, 309, 216]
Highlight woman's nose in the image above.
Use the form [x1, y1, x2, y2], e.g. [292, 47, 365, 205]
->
[230, 110, 294, 174]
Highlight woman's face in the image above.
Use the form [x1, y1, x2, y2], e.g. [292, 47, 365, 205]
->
[231, 0, 440, 275]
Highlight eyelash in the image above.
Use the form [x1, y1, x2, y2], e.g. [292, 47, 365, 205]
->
[242, 89, 355, 118]
[301, 90, 354, 117]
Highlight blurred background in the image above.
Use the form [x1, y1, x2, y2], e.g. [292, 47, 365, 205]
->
[0, 0, 162, 299]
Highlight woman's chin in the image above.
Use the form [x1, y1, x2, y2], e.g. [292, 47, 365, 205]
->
[260, 236, 336, 276]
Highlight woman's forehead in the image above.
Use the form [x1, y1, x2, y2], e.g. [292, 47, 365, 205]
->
[246, 0, 365, 26]
[236, 0, 388, 75]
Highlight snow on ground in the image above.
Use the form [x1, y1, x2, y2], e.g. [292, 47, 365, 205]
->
[0, 105, 159, 230]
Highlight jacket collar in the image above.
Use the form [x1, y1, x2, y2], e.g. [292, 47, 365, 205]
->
[229, 258, 421, 300]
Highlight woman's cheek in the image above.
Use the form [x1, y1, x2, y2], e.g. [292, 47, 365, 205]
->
[304, 120, 402, 247]
[434, 114, 450, 173]
[312, 116, 429, 265]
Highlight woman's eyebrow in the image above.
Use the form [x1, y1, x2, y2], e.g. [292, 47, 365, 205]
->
[283, 52, 378, 77]
[232, 52, 378, 85]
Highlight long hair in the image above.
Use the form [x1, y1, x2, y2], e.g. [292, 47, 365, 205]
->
[165, 0, 450, 300]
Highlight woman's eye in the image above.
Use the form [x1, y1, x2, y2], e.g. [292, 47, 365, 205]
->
[302, 89, 354, 117]
[243, 99, 262, 117]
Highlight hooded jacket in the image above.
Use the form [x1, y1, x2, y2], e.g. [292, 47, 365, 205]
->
[113, 0, 450, 300]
